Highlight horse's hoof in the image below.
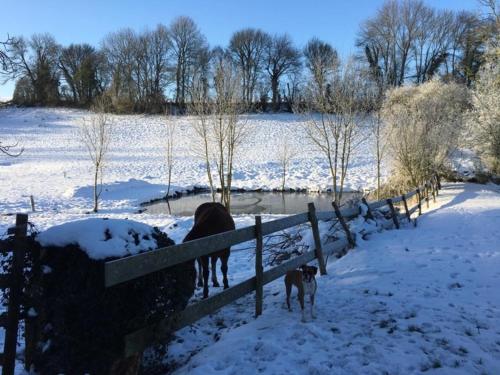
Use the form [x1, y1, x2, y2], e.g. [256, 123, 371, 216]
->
[223, 285, 229, 290]
[213, 282, 220, 287]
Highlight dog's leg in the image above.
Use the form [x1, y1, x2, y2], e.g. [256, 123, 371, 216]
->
[197, 258, 203, 287]
[221, 254, 229, 289]
[310, 294, 316, 319]
[201, 256, 210, 298]
[298, 287, 305, 322]
[211, 257, 220, 287]
[285, 281, 292, 311]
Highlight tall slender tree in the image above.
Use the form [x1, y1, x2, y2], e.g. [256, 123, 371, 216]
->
[169, 16, 207, 109]
[229, 28, 270, 107]
[264, 34, 301, 111]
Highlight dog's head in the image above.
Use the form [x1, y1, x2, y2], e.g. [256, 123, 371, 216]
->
[301, 265, 318, 282]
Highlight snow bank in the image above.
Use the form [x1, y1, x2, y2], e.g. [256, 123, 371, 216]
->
[36, 218, 162, 259]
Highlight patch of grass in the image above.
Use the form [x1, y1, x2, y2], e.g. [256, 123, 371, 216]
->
[432, 359, 442, 369]
[448, 282, 464, 289]
[404, 311, 417, 319]
[436, 338, 449, 348]
[465, 328, 474, 337]
[421, 359, 442, 372]
[379, 320, 390, 329]
[408, 324, 423, 333]
[215, 318, 226, 328]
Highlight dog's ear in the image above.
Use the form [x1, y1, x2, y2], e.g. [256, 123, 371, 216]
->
[312, 266, 318, 275]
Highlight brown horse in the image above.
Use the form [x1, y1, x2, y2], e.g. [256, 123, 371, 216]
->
[183, 202, 235, 298]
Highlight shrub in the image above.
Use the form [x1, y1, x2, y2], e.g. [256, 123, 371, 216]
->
[382, 80, 470, 189]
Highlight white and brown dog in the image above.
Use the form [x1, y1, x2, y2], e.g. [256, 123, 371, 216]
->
[285, 265, 318, 322]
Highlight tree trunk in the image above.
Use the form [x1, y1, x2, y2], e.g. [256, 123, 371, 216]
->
[271, 75, 279, 112]
[93, 167, 99, 213]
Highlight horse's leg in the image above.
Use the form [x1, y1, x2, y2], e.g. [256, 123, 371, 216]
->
[211, 256, 220, 287]
[201, 255, 209, 298]
[197, 258, 203, 287]
[221, 251, 229, 289]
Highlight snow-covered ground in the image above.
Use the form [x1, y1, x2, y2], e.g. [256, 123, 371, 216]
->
[166, 182, 500, 375]
[0, 107, 382, 224]
[1, 107, 499, 374]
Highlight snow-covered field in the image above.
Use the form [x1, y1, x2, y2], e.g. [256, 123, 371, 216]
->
[1, 107, 499, 374]
[167, 182, 500, 375]
[0, 107, 382, 226]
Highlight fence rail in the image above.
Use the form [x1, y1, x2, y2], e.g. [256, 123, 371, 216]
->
[104, 175, 440, 356]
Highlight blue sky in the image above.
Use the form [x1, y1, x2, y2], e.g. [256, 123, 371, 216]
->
[0, 0, 481, 99]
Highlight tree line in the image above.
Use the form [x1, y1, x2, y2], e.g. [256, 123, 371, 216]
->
[0, 0, 495, 113]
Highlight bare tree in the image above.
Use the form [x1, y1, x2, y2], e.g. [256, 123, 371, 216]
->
[356, 0, 426, 86]
[368, 103, 390, 200]
[80, 98, 113, 212]
[264, 34, 301, 111]
[211, 52, 246, 210]
[58, 43, 106, 106]
[0, 35, 18, 76]
[164, 110, 177, 214]
[412, 8, 455, 83]
[277, 134, 294, 191]
[189, 48, 217, 201]
[190, 49, 246, 211]
[7, 33, 60, 105]
[479, 0, 500, 24]
[301, 58, 369, 204]
[169, 16, 207, 108]
[303, 38, 338, 97]
[444, 11, 485, 85]
[134, 24, 172, 112]
[1, 35, 24, 156]
[283, 67, 303, 111]
[363, 65, 389, 199]
[101, 28, 138, 112]
[229, 28, 270, 107]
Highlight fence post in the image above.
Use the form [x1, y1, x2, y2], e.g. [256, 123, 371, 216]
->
[30, 195, 35, 212]
[401, 194, 411, 223]
[2, 214, 28, 375]
[307, 203, 327, 276]
[361, 198, 374, 220]
[332, 201, 356, 247]
[416, 188, 422, 215]
[254, 216, 263, 317]
[386, 199, 400, 229]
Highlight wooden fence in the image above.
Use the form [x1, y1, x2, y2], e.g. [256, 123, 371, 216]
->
[104, 175, 441, 357]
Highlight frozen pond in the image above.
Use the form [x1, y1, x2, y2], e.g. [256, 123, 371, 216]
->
[145, 191, 361, 216]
